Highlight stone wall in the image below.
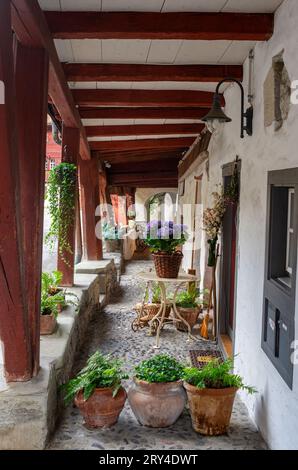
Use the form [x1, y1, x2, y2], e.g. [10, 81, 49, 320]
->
[0, 260, 119, 450]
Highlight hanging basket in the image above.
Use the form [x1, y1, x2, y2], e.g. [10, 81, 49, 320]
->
[152, 251, 183, 278]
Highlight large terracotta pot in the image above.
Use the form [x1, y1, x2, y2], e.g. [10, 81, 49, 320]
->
[75, 386, 127, 428]
[152, 251, 183, 278]
[128, 378, 186, 428]
[183, 382, 238, 435]
[40, 313, 57, 335]
[176, 307, 200, 332]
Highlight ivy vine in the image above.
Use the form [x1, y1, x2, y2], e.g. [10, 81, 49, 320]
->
[45, 163, 77, 266]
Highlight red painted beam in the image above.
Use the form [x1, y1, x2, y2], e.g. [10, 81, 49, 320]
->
[86, 123, 204, 137]
[11, 0, 90, 160]
[79, 157, 103, 261]
[15, 41, 49, 376]
[73, 89, 221, 108]
[45, 11, 274, 41]
[0, 2, 32, 381]
[80, 107, 208, 120]
[89, 137, 195, 151]
[97, 150, 186, 164]
[64, 63, 243, 82]
[108, 172, 178, 185]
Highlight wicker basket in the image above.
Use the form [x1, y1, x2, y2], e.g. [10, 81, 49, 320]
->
[176, 307, 200, 332]
[134, 303, 171, 320]
[152, 251, 183, 278]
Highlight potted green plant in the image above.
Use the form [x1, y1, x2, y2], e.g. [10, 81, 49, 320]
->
[42, 270, 66, 311]
[183, 358, 256, 436]
[128, 354, 186, 428]
[102, 222, 123, 253]
[40, 288, 65, 335]
[144, 221, 188, 278]
[62, 351, 128, 428]
[40, 273, 79, 335]
[175, 285, 205, 332]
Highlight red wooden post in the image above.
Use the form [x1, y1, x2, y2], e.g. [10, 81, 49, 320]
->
[15, 41, 49, 376]
[0, 2, 32, 381]
[57, 126, 80, 287]
[79, 157, 103, 260]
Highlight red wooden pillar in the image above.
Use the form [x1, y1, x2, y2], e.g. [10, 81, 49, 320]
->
[79, 157, 103, 260]
[57, 126, 80, 287]
[15, 41, 49, 376]
[0, 2, 32, 381]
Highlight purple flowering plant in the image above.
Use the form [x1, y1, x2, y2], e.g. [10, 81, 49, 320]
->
[144, 220, 188, 253]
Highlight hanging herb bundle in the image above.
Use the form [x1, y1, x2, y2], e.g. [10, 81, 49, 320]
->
[45, 163, 77, 265]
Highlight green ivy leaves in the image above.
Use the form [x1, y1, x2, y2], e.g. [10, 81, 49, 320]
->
[45, 163, 77, 266]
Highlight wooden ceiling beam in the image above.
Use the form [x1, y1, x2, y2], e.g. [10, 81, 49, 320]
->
[11, 0, 90, 160]
[45, 11, 274, 41]
[89, 137, 195, 151]
[108, 171, 178, 185]
[96, 150, 186, 164]
[80, 107, 208, 120]
[73, 89, 221, 108]
[86, 123, 204, 137]
[63, 63, 243, 82]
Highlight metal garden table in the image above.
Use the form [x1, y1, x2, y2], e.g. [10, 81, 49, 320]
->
[136, 270, 200, 349]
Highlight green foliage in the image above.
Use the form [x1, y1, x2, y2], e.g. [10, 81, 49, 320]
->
[176, 284, 200, 309]
[41, 271, 79, 318]
[144, 221, 188, 254]
[102, 222, 126, 240]
[41, 270, 63, 295]
[183, 358, 256, 393]
[61, 351, 128, 404]
[135, 354, 185, 383]
[45, 163, 77, 266]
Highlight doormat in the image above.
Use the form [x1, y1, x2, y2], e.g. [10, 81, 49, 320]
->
[189, 349, 224, 369]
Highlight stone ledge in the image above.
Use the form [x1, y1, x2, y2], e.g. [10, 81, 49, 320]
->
[75, 259, 113, 274]
[0, 260, 118, 450]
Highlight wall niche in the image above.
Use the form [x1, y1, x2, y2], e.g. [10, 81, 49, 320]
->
[263, 50, 291, 131]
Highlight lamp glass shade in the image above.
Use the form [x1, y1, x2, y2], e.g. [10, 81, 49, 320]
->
[202, 93, 232, 124]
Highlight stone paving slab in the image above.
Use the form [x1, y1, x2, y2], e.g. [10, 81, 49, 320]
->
[49, 261, 267, 451]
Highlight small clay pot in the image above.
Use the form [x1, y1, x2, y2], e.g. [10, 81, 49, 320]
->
[176, 307, 200, 332]
[40, 313, 57, 335]
[75, 387, 127, 428]
[183, 382, 238, 435]
[128, 378, 186, 428]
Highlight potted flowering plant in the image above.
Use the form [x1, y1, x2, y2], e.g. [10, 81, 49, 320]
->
[144, 221, 188, 278]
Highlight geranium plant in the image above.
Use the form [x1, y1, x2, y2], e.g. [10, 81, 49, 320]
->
[144, 221, 188, 253]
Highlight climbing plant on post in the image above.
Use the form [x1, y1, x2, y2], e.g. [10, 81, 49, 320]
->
[45, 162, 77, 269]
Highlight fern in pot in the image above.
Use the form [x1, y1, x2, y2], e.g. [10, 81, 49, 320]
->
[183, 358, 256, 436]
[128, 354, 186, 428]
[62, 351, 128, 428]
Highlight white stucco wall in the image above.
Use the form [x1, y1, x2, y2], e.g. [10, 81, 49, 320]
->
[135, 187, 178, 222]
[178, 0, 298, 450]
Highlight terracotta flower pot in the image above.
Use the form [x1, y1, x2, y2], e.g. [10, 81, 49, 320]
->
[183, 382, 238, 435]
[152, 251, 183, 278]
[75, 386, 127, 428]
[40, 313, 57, 335]
[176, 307, 200, 332]
[128, 378, 186, 428]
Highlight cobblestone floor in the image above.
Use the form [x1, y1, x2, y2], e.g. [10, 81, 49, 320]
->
[49, 261, 266, 450]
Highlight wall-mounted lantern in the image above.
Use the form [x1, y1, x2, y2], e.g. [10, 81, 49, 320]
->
[202, 78, 253, 139]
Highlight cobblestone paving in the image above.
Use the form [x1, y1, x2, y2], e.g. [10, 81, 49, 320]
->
[49, 261, 266, 450]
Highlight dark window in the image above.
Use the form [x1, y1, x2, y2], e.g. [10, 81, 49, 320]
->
[262, 169, 298, 388]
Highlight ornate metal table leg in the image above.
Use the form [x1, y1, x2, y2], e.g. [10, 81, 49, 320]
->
[150, 281, 167, 349]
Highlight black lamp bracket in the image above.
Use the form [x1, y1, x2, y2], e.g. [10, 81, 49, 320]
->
[216, 78, 253, 138]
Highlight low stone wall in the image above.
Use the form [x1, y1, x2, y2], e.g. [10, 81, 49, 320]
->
[0, 259, 118, 450]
